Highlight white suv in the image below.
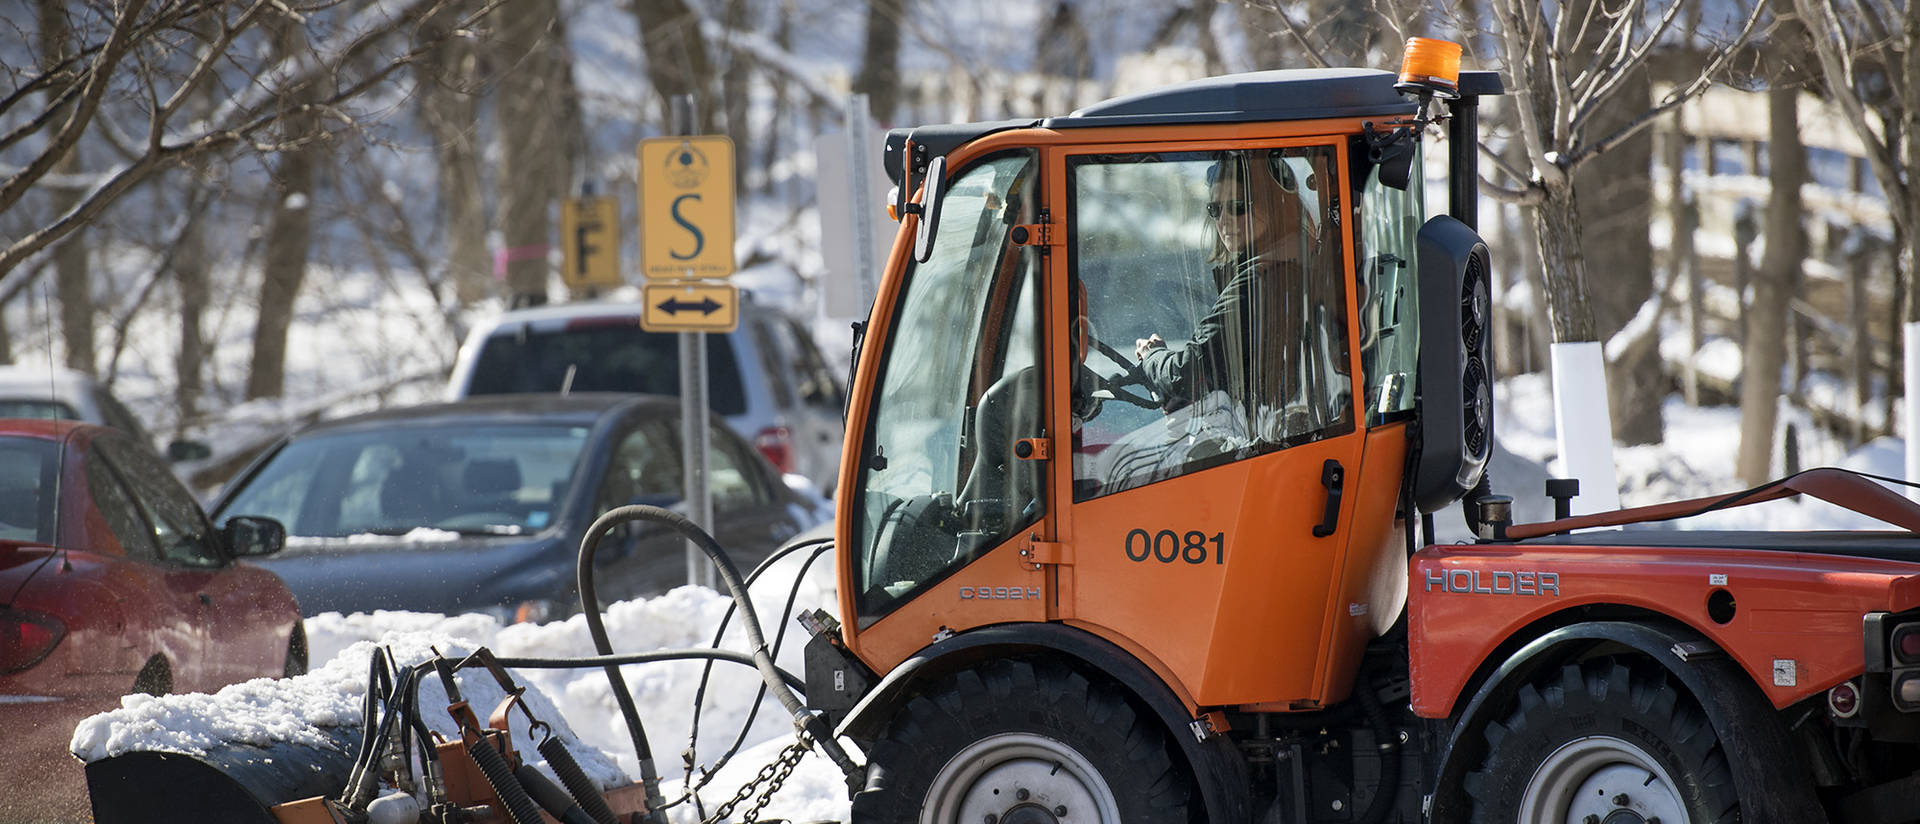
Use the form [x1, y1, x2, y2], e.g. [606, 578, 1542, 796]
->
[446, 294, 845, 492]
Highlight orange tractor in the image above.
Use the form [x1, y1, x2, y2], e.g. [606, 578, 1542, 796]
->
[800, 39, 1920, 823]
[78, 39, 1920, 824]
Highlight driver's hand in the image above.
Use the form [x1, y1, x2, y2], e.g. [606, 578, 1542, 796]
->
[1134, 334, 1166, 361]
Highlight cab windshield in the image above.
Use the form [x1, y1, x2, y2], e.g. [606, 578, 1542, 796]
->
[852, 152, 1043, 622]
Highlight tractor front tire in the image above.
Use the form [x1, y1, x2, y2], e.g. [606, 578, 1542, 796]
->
[1465, 656, 1740, 824]
[855, 658, 1190, 824]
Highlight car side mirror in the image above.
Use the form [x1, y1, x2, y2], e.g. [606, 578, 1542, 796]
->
[167, 439, 212, 462]
[224, 516, 287, 558]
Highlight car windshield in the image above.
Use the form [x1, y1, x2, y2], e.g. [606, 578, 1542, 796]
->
[0, 437, 56, 544]
[219, 423, 591, 539]
[467, 323, 747, 416]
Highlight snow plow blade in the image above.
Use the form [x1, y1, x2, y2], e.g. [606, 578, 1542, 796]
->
[82, 725, 360, 824]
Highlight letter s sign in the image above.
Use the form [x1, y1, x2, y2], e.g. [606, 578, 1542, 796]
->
[670, 193, 705, 260]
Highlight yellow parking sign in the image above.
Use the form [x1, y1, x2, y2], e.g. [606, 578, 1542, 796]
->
[639, 136, 735, 280]
[640, 282, 738, 332]
[560, 196, 620, 288]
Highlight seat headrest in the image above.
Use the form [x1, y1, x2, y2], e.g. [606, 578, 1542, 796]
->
[463, 458, 522, 496]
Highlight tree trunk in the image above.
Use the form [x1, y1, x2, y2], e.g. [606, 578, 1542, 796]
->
[853, 0, 904, 124]
[1534, 186, 1598, 344]
[40, 0, 93, 375]
[632, 0, 716, 132]
[1736, 84, 1805, 486]
[1667, 125, 1702, 407]
[174, 211, 208, 425]
[1905, 0, 1920, 486]
[1575, 50, 1659, 444]
[244, 13, 325, 401]
[418, 2, 490, 306]
[757, 0, 791, 195]
[1850, 235, 1872, 445]
[1892, 223, 1906, 439]
[721, 0, 752, 189]
[495, 0, 569, 306]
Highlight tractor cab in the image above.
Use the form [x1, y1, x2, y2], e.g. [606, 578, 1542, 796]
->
[835, 60, 1501, 713]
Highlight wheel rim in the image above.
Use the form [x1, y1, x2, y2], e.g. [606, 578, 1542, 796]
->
[921, 732, 1121, 824]
[1518, 734, 1687, 824]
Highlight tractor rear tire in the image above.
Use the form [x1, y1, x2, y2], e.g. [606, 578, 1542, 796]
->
[1465, 656, 1740, 824]
[855, 658, 1190, 824]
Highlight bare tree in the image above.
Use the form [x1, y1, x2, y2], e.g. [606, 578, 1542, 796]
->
[854, 0, 905, 124]
[417, 1, 490, 306]
[1736, 83, 1808, 484]
[633, 0, 718, 132]
[492, 0, 570, 307]
[245, 8, 328, 401]
[0, 0, 476, 292]
[36, 0, 96, 375]
[1483, 0, 1765, 508]
[1795, 0, 1920, 483]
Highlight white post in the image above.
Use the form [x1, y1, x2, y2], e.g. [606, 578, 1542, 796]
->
[1550, 341, 1623, 515]
[847, 94, 878, 309]
[1905, 322, 1920, 499]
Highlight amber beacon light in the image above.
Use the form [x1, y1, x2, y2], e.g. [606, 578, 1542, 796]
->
[1397, 37, 1463, 99]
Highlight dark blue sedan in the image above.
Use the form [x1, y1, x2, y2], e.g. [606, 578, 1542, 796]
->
[209, 394, 826, 620]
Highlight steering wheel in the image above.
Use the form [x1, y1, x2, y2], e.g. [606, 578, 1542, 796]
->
[1082, 336, 1161, 410]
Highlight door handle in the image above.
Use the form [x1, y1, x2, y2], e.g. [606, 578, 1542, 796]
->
[1313, 459, 1344, 538]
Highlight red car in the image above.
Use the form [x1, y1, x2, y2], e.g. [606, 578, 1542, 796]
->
[0, 419, 304, 700]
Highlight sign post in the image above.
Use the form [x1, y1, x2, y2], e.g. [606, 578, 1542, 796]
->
[640, 100, 736, 590]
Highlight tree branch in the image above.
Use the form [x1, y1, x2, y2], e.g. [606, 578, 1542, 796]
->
[0, 0, 156, 213]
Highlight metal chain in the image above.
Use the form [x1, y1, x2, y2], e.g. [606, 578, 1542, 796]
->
[702, 734, 812, 824]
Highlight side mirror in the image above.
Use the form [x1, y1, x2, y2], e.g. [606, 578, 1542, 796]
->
[913, 156, 947, 263]
[167, 439, 212, 462]
[223, 516, 287, 558]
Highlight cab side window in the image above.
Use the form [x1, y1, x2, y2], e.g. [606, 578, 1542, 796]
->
[1069, 146, 1352, 500]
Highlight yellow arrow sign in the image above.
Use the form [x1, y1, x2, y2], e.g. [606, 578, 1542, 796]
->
[560, 196, 621, 288]
[639, 136, 736, 280]
[640, 282, 739, 332]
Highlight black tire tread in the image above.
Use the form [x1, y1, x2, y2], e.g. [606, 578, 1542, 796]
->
[1465, 656, 1739, 824]
[855, 657, 1189, 822]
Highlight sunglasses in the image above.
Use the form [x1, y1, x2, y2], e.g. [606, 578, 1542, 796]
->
[1205, 199, 1251, 219]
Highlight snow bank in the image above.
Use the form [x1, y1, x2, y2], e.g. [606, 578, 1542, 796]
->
[73, 542, 850, 821]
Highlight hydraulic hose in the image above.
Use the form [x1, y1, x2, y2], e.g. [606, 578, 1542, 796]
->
[576, 506, 864, 820]
[687, 540, 836, 805]
[493, 650, 803, 691]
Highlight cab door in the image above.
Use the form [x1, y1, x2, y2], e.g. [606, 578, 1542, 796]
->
[838, 149, 1053, 666]
[1053, 139, 1369, 708]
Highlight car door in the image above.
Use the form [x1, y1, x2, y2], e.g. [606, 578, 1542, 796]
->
[765, 314, 847, 491]
[588, 417, 690, 599]
[588, 413, 803, 600]
[84, 438, 209, 692]
[96, 436, 282, 688]
[705, 421, 804, 570]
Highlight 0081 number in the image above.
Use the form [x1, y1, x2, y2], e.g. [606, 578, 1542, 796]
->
[1124, 529, 1224, 565]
